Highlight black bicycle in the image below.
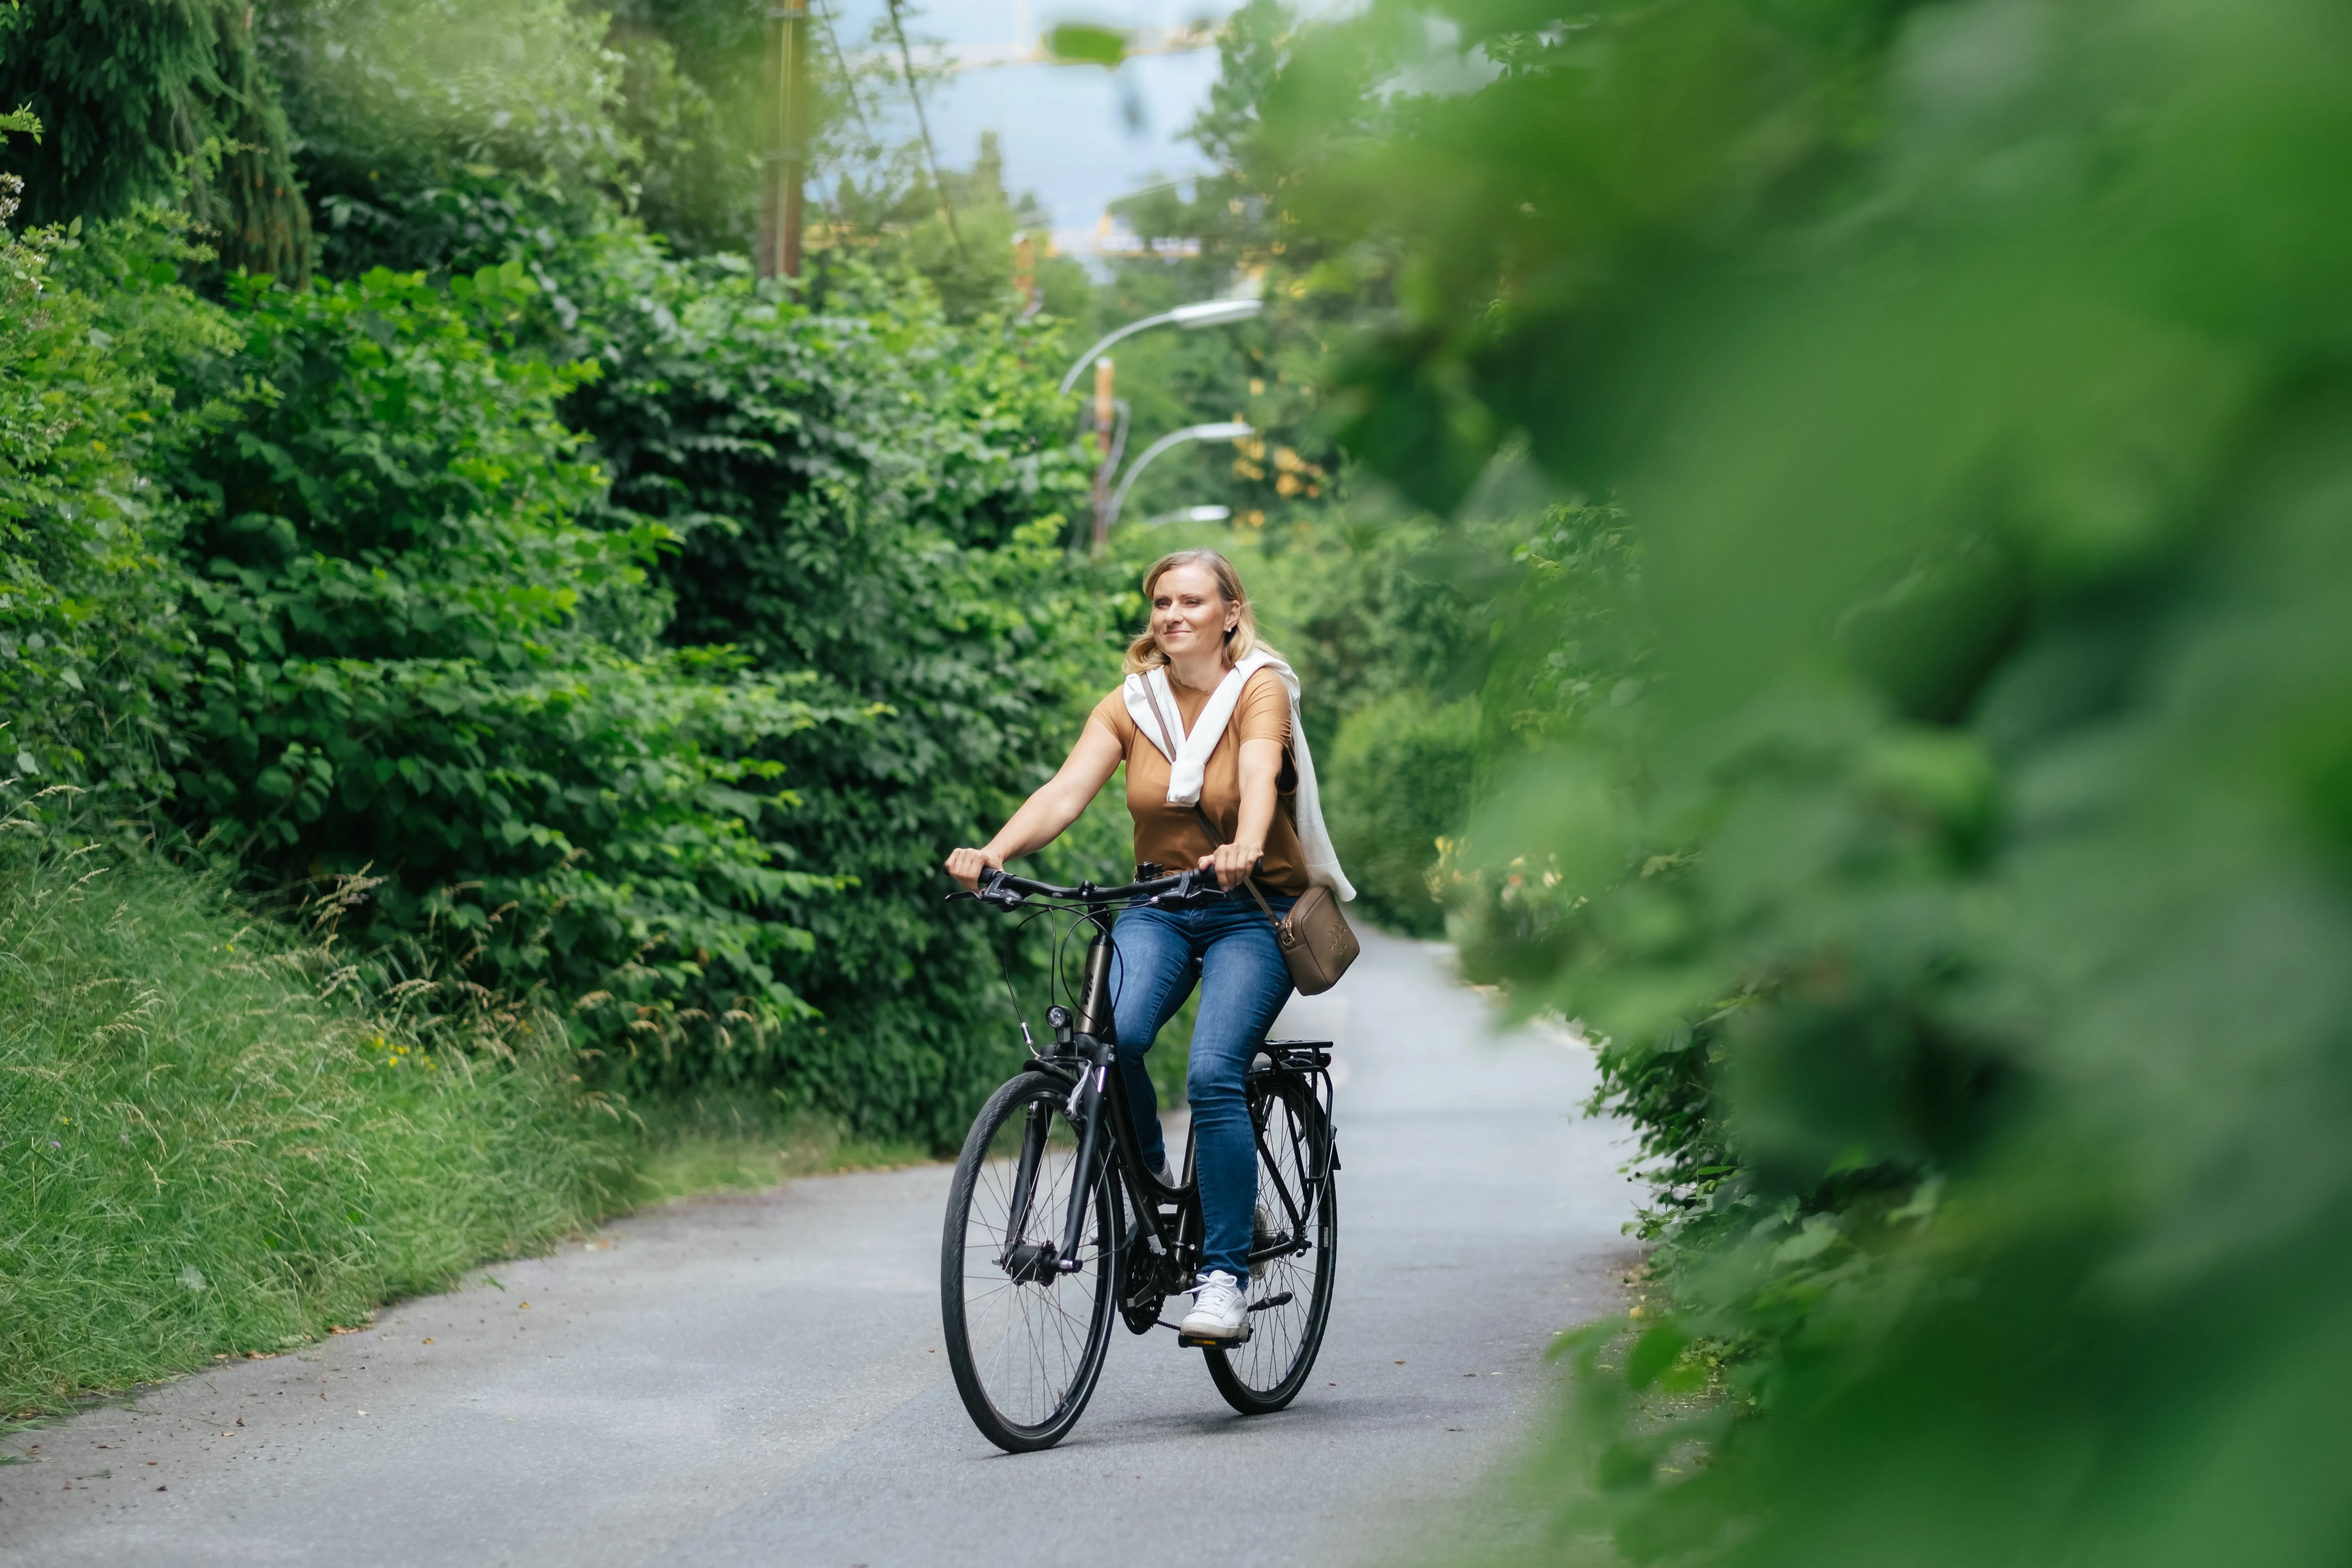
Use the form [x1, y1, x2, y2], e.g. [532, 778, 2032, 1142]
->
[940, 865, 1340, 1453]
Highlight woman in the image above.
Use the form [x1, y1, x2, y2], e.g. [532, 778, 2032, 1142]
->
[944, 549, 1353, 1341]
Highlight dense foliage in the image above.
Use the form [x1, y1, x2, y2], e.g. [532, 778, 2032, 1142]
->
[148, 256, 863, 1100]
[0, 160, 211, 814]
[0, 0, 310, 275]
[1243, 0, 2352, 1562]
[550, 229, 1108, 1137]
[0, 2, 1128, 1150]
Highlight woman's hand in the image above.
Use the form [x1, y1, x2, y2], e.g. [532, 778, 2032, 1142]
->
[1200, 839, 1265, 891]
[945, 846, 1004, 892]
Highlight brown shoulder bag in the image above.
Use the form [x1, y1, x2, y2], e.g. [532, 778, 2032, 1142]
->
[1191, 803, 1358, 996]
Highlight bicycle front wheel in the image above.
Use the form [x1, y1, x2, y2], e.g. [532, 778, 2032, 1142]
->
[1204, 1070, 1337, 1414]
[940, 1070, 1119, 1452]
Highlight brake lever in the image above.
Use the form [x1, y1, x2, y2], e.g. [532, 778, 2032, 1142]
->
[1148, 867, 1220, 907]
[946, 870, 1026, 908]
[971, 870, 1027, 910]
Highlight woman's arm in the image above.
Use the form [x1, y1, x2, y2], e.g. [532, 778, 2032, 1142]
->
[944, 718, 1125, 890]
[1201, 735, 1283, 890]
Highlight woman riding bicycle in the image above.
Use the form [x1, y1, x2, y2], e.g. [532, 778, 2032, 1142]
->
[945, 548, 1354, 1343]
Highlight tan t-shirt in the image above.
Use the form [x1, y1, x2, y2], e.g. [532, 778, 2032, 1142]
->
[1089, 667, 1310, 895]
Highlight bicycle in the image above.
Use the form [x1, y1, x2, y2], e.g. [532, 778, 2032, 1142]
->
[939, 864, 1340, 1453]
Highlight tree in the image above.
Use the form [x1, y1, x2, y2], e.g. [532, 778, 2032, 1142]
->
[0, 0, 309, 278]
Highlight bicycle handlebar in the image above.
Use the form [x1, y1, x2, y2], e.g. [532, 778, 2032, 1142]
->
[962, 865, 1227, 910]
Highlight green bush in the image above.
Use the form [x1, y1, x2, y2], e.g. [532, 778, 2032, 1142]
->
[0, 158, 217, 820]
[1324, 693, 1476, 936]
[552, 231, 1117, 1143]
[1241, 0, 2352, 1562]
[1, 28, 1129, 1169]
[137, 258, 838, 1084]
[0, 834, 620, 1412]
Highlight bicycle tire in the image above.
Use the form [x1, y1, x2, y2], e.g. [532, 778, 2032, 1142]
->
[941, 1070, 1119, 1452]
[1203, 1071, 1338, 1414]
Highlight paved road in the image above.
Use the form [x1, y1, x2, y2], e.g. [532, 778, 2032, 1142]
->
[0, 929, 1637, 1566]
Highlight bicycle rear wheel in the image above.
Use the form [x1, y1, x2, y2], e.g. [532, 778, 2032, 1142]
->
[941, 1070, 1118, 1452]
[1204, 1069, 1337, 1414]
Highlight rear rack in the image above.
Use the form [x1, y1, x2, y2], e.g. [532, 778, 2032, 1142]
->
[1257, 1040, 1332, 1072]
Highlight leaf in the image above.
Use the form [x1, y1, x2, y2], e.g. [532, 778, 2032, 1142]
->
[1047, 23, 1128, 67]
[1625, 1320, 1691, 1390]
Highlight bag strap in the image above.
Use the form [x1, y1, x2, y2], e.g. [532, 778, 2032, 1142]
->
[1138, 673, 1185, 764]
[1190, 802, 1286, 929]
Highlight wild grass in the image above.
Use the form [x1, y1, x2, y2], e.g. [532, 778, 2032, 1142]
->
[0, 837, 626, 1414]
[0, 835, 920, 1420]
[618, 1091, 925, 1205]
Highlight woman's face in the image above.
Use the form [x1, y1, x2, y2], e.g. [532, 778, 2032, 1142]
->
[1150, 563, 1240, 666]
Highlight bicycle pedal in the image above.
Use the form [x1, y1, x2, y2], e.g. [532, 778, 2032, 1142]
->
[1175, 1326, 1252, 1348]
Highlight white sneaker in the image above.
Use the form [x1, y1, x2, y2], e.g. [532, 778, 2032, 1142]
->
[1179, 1271, 1248, 1340]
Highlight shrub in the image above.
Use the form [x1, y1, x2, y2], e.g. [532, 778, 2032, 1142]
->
[1256, 0, 2352, 1562]
[552, 232, 1117, 1144]
[1323, 693, 1476, 936]
[0, 153, 220, 821]
[148, 259, 837, 1079]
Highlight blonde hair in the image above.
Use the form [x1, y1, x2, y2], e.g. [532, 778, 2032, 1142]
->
[1124, 549, 1273, 675]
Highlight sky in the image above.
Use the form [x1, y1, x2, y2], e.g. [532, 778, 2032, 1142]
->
[829, 1, 1237, 258]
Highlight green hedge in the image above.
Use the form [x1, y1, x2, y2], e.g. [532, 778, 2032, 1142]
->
[2, 85, 1118, 1147]
[1323, 694, 1476, 937]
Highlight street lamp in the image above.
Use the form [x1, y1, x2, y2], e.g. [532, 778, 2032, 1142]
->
[1104, 422, 1253, 533]
[1141, 504, 1233, 528]
[1056, 298, 1265, 395]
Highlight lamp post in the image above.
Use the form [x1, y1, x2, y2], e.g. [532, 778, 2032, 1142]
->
[1056, 298, 1263, 395]
[757, 0, 810, 279]
[1102, 422, 1253, 537]
[1087, 358, 1122, 553]
[1141, 504, 1232, 528]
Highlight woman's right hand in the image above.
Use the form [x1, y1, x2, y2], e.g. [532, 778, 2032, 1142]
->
[945, 846, 1004, 892]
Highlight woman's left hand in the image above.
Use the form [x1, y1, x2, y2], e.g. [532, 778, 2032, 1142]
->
[1200, 840, 1264, 891]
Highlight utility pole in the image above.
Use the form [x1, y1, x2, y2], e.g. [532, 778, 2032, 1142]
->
[758, 0, 810, 280]
[1091, 357, 1117, 553]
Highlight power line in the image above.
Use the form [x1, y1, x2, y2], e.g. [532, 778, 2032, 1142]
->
[814, 0, 878, 151]
[883, 0, 972, 268]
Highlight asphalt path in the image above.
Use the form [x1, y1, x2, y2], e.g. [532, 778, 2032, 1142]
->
[1, 928, 1638, 1566]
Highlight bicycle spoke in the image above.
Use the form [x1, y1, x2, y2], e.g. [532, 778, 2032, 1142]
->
[1206, 1075, 1336, 1406]
[944, 1076, 1115, 1443]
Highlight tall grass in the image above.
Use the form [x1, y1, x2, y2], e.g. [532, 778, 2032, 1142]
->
[0, 836, 627, 1414]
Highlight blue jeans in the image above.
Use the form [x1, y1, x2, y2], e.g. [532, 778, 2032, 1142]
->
[1111, 892, 1296, 1282]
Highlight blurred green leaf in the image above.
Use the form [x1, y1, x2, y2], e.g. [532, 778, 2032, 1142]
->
[1047, 23, 1128, 68]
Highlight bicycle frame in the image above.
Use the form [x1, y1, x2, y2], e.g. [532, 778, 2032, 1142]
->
[963, 866, 1336, 1301]
[1033, 899, 1194, 1282]
[943, 866, 1344, 1446]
